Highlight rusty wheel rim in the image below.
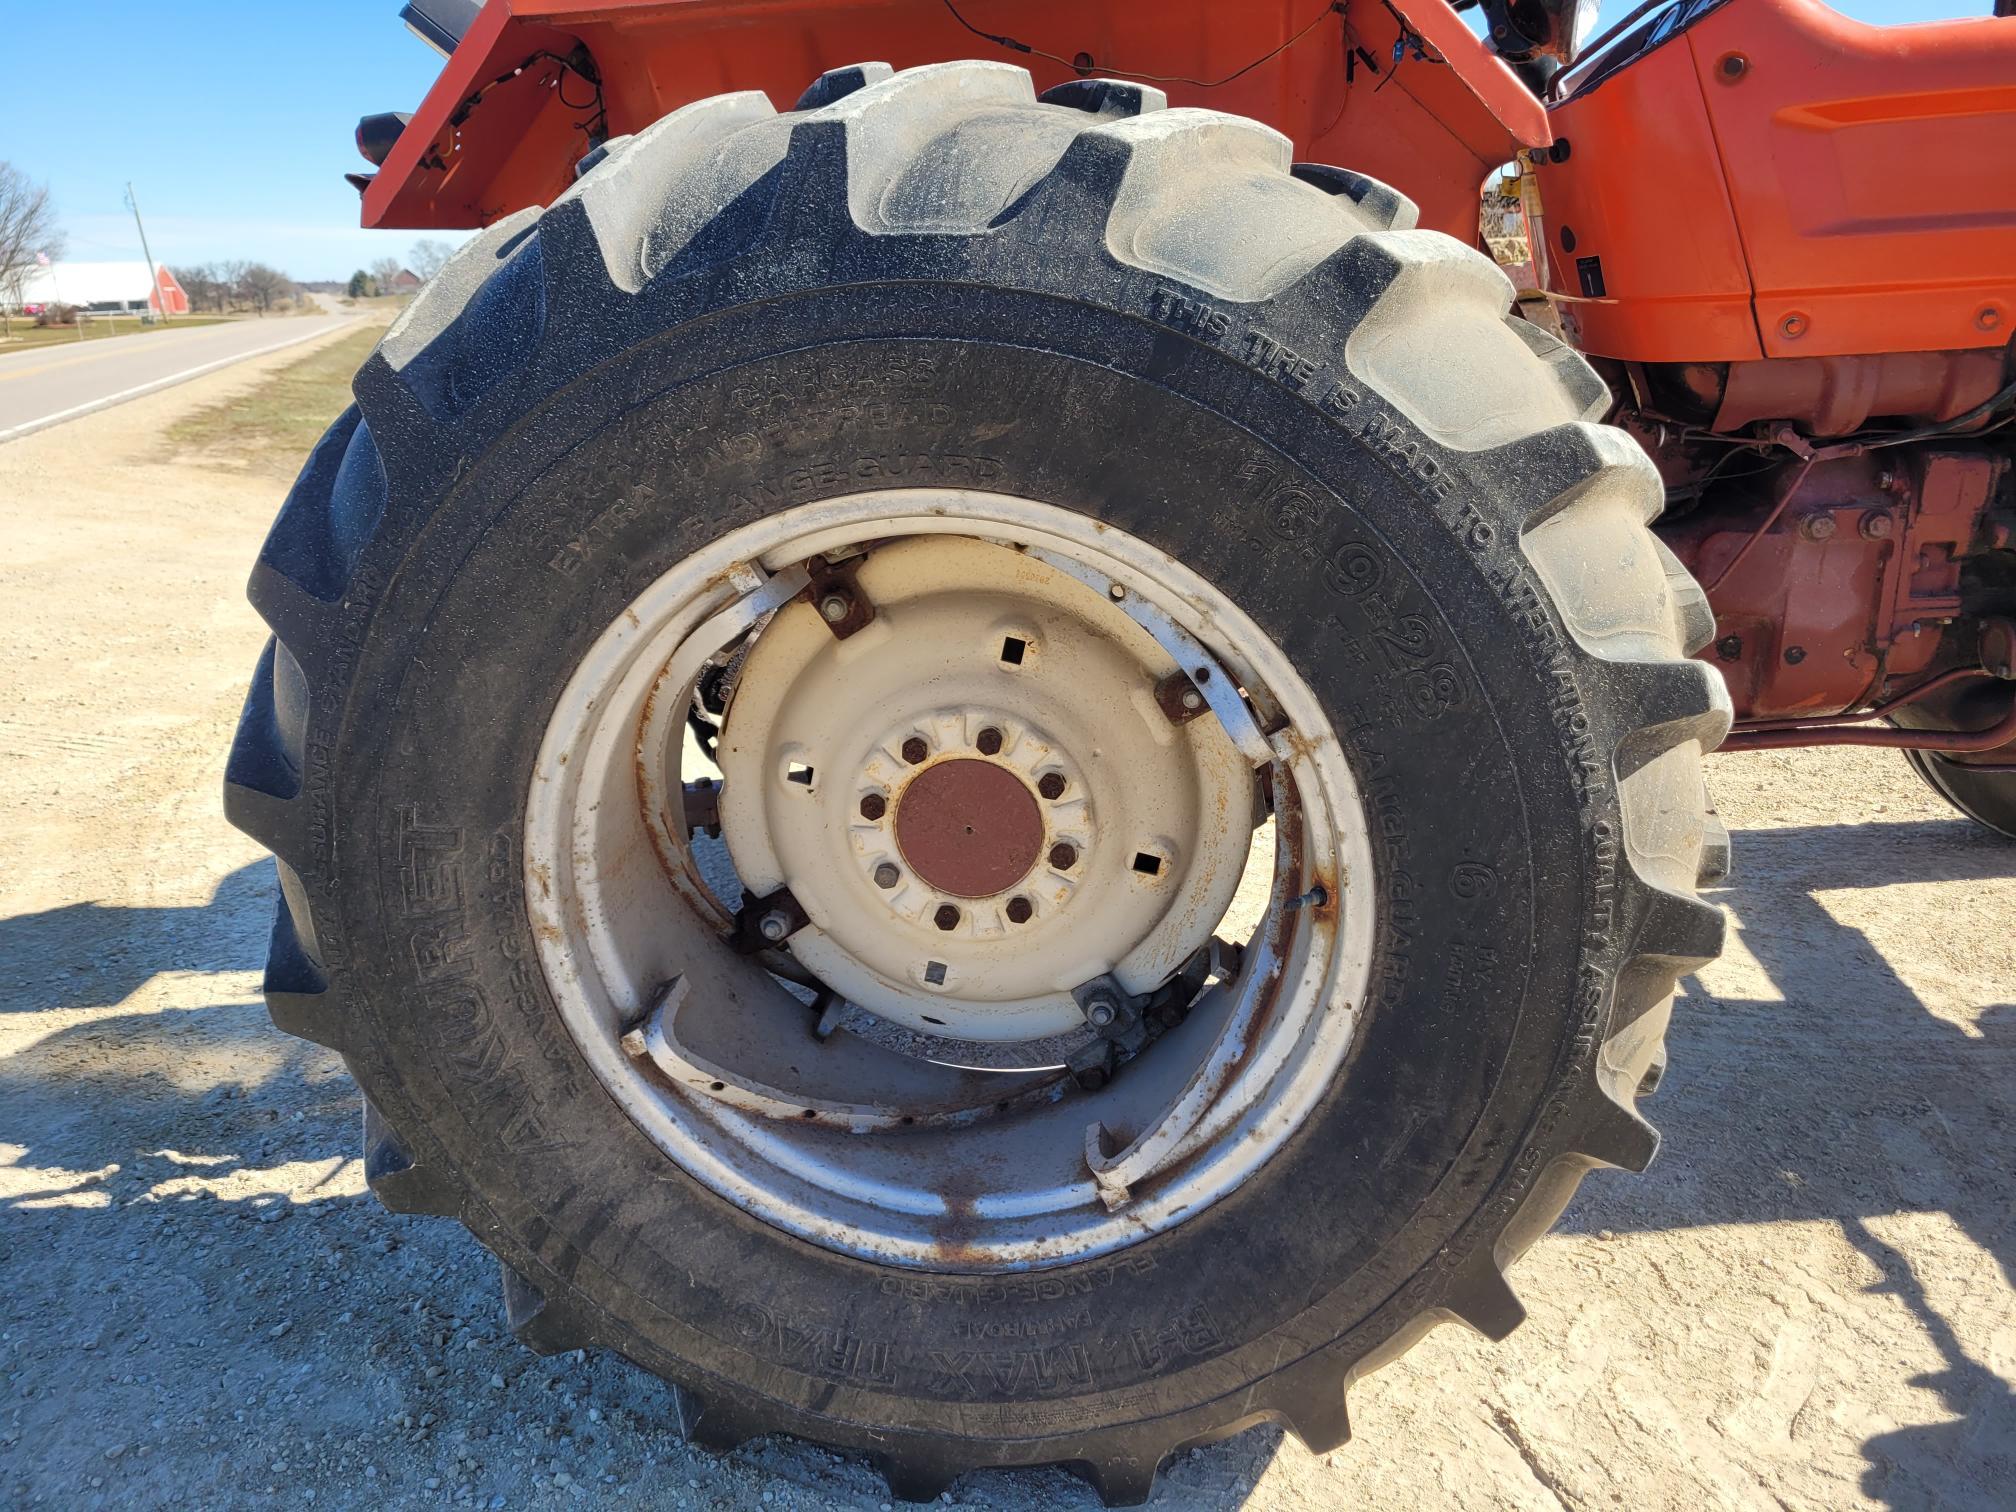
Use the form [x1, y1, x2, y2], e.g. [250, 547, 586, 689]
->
[524, 490, 1376, 1270]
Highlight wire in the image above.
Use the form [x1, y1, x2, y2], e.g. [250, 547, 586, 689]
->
[938, 0, 1345, 89]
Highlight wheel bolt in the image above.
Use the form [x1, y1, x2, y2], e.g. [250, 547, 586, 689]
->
[757, 911, 791, 942]
[1049, 842, 1078, 870]
[1005, 896, 1032, 924]
[901, 736, 929, 764]
[859, 792, 887, 820]
[874, 862, 901, 889]
[1037, 772, 1066, 800]
[933, 904, 961, 931]
[1085, 994, 1119, 1029]
[818, 591, 851, 623]
[976, 727, 1003, 755]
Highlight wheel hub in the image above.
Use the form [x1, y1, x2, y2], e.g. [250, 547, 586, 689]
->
[713, 535, 1256, 1045]
[893, 757, 1042, 898]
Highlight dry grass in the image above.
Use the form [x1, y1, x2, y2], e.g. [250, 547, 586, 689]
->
[0, 315, 230, 355]
[165, 326, 382, 479]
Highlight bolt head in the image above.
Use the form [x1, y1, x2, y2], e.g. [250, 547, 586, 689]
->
[1799, 513, 1836, 541]
[1180, 687, 1204, 711]
[975, 727, 1003, 755]
[1048, 842, 1078, 870]
[1716, 634, 1743, 662]
[1861, 512, 1894, 540]
[818, 592, 850, 623]
[1037, 772, 1066, 800]
[1087, 1001, 1117, 1029]
[901, 736, 929, 765]
[933, 904, 961, 932]
[757, 911, 790, 942]
[859, 792, 887, 821]
[873, 862, 901, 889]
[1005, 895, 1033, 925]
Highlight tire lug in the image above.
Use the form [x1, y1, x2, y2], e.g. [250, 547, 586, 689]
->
[1005, 896, 1032, 924]
[901, 736, 929, 765]
[859, 792, 887, 821]
[932, 904, 961, 931]
[1048, 842, 1077, 870]
[873, 862, 901, 889]
[975, 726, 1003, 755]
[1037, 772, 1066, 800]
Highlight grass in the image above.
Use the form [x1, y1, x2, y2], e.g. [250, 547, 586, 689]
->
[166, 325, 382, 479]
[0, 314, 230, 355]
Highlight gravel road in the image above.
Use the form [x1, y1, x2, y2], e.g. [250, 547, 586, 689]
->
[2, 338, 2011, 1510]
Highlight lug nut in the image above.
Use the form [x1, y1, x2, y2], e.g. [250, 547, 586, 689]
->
[933, 904, 961, 931]
[757, 910, 791, 942]
[976, 727, 1003, 755]
[1861, 512, 1895, 540]
[818, 591, 851, 623]
[1037, 772, 1066, 800]
[1799, 513, 1836, 542]
[1005, 896, 1033, 924]
[1049, 842, 1078, 870]
[901, 736, 929, 765]
[859, 792, 887, 821]
[874, 862, 901, 889]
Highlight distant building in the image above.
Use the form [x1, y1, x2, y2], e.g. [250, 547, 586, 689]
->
[6, 261, 191, 315]
[387, 267, 423, 293]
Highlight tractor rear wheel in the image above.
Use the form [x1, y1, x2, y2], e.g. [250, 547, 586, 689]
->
[224, 63, 1729, 1503]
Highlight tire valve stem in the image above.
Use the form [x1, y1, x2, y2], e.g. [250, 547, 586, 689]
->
[1286, 884, 1329, 911]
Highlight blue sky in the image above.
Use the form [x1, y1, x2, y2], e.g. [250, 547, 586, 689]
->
[0, 0, 1986, 281]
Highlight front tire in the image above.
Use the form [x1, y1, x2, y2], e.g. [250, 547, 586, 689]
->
[224, 62, 1728, 1503]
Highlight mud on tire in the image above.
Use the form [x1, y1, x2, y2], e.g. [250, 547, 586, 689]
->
[225, 62, 1729, 1504]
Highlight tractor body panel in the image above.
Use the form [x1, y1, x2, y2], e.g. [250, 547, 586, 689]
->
[360, 0, 1547, 242]
[1534, 0, 2016, 363]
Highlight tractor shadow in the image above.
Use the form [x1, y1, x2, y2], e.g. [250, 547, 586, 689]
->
[1559, 816, 2016, 1511]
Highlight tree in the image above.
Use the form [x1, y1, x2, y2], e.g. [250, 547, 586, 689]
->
[179, 261, 231, 314]
[369, 256, 404, 294]
[239, 263, 292, 315]
[0, 161, 65, 339]
[409, 238, 453, 282]
[347, 269, 375, 299]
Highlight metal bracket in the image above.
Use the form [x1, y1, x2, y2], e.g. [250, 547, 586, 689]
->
[800, 554, 876, 641]
[729, 887, 810, 955]
[1154, 670, 1210, 725]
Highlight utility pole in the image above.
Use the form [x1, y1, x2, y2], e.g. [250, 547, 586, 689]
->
[124, 182, 169, 323]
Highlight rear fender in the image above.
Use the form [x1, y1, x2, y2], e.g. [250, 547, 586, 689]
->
[361, 0, 1545, 242]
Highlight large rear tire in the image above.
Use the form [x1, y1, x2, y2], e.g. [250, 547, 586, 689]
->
[225, 63, 1729, 1504]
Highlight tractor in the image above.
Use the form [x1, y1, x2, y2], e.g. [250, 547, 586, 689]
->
[224, 0, 2016, 1500]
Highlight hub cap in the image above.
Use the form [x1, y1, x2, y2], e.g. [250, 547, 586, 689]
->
[524, 490, 1376, 1270]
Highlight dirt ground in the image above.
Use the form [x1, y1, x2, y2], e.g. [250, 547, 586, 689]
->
[2, 342, 2011, 1511]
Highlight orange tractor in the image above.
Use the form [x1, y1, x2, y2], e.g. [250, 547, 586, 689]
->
[227, 0, 2016, 1499]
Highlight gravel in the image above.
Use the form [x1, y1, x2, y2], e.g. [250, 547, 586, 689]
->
[1, 339, 2010, 1510]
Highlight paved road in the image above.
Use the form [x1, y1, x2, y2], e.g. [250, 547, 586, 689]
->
[0, 313, 355, 442]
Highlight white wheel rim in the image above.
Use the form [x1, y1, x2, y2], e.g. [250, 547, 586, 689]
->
[524, 489, 1377, 1270]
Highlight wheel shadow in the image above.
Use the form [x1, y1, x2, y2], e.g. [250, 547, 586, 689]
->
[1559, 814, 2016, 1511]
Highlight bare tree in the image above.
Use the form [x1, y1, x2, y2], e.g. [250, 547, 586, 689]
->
[218, 260, 252, 311]
[409, 238, 453, 282]
[179, 261, 230, 314]
[0, 161, 65, 338]
[239, 263, 293, 316]
[369, 256, 405, 294]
